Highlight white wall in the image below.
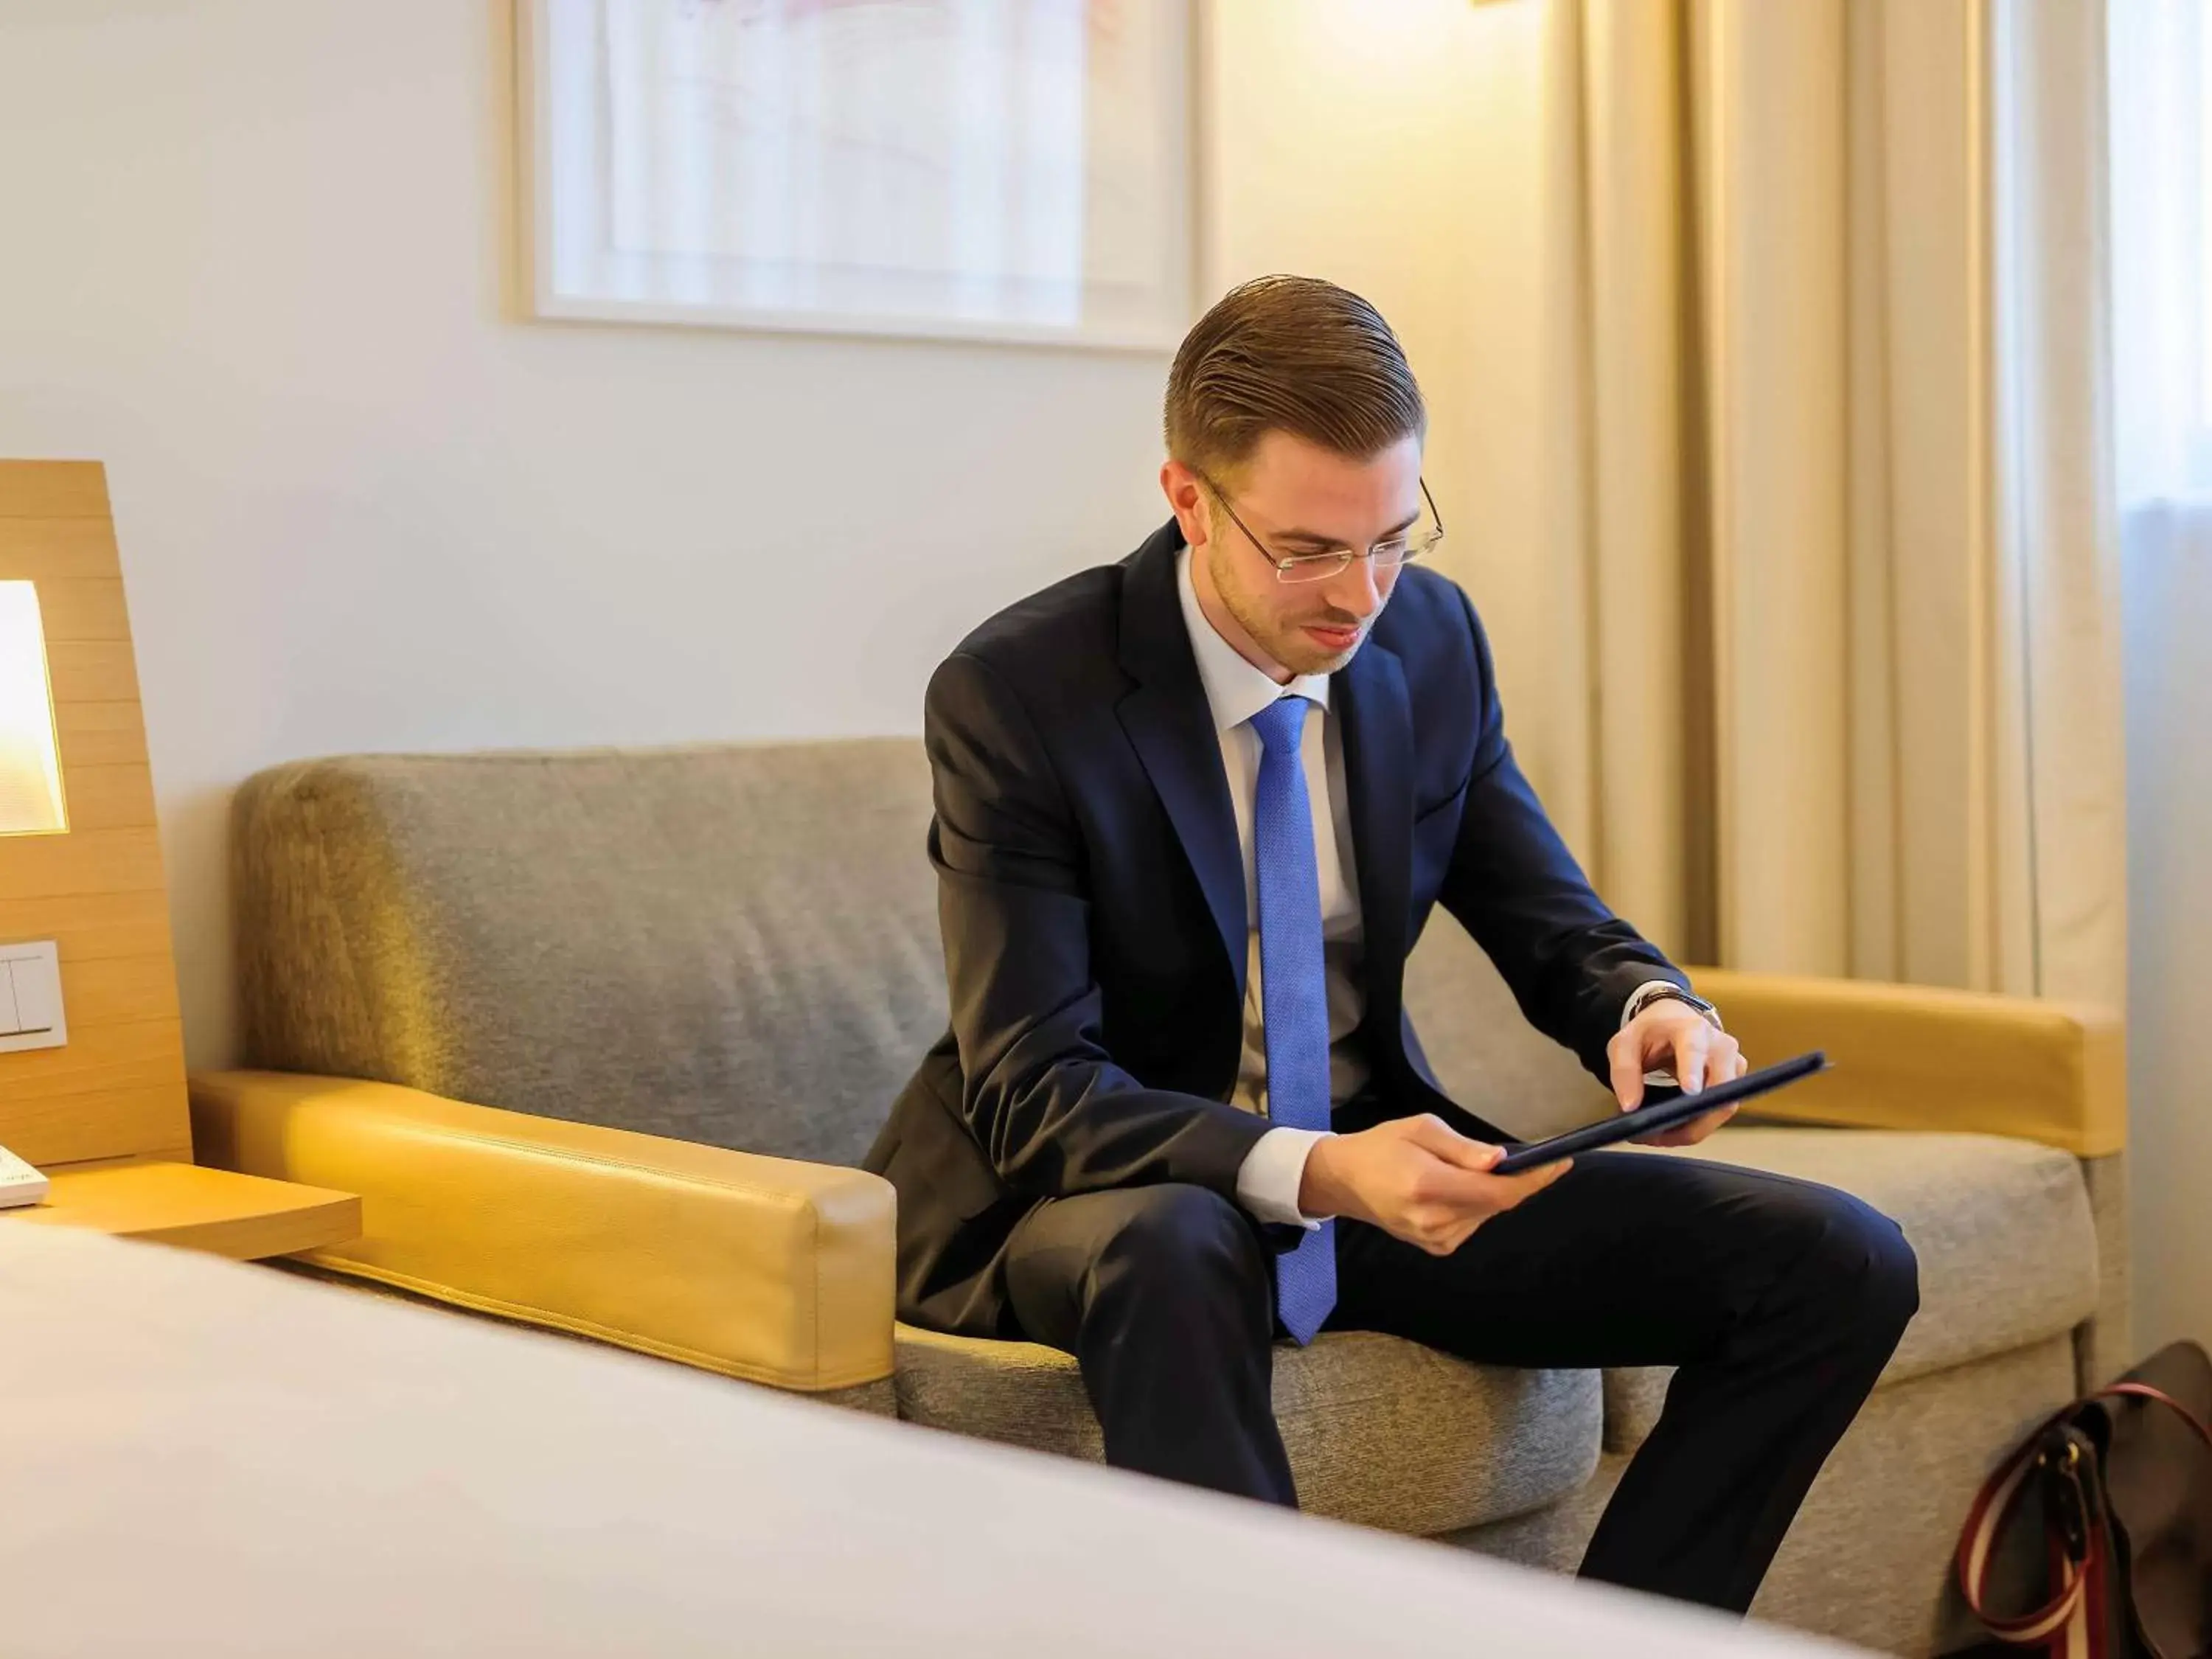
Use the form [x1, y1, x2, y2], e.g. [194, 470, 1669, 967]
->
[0, 0, 1548, 1069]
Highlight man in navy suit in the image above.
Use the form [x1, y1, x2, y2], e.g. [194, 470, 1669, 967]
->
[866, 276, 1917, 1612]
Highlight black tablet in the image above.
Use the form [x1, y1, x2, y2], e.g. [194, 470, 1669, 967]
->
[1490, 1051, 1830, 1175]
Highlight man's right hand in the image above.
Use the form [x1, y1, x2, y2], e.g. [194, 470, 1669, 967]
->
[1298, 1116, 1571, 1257]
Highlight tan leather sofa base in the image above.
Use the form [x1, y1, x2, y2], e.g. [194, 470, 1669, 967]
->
[190, 1071, 897, 1394]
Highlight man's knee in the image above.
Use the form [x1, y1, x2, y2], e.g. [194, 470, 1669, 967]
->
[1088, 1184, 1270, 1313]
[1782, 1186, 1921, 1350]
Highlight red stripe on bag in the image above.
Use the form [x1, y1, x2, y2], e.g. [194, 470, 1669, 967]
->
[2093, 1382, 2212, 1449]
[1956, 1417, 2091, 1646]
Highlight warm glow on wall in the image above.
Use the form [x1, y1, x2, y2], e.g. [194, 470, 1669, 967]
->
[0, 581, 67, 835]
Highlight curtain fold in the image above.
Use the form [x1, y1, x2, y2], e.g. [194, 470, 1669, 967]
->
[1531, 0, 2126, 1007]
[1988, 0, 2127, 1006]
[2109, 0, 2212, 1358]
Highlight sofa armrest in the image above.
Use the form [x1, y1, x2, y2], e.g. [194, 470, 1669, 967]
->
[1688, 968, 2125, 1156]
[189, 1070, 896, 1394]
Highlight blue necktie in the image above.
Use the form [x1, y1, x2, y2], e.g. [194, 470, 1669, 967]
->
[1248, 695, 1337, 1346]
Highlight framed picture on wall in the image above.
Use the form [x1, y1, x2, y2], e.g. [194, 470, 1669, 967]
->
[518, 0, 1198, 351]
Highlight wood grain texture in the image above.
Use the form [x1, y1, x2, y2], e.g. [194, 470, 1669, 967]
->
[0, 461, 110, 519]
[0, 827, 165, 901]
[49, 953, 185, 1026]
[5, 1162, 361, 1260]
[55, 701, 151, 767]
[44, 640, 141, 703]
[0, 461, 189, 1166]
[0, 519, 123, 580]
[0, 1086, 191, 1168]
[1, 1017, 185, 1092]
[44, 763, 157, 832]
[0, 890, 175, 962]
[34, 578, 131, 643]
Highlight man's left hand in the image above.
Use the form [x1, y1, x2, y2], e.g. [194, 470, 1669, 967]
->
[1605, 1001, 1747, 1148]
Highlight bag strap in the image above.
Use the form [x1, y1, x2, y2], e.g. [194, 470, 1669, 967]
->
[2090, 1380, 2212, 1449]
[1957, 1422, 2099, 1645]
[1956, 1379, 2212, 1649]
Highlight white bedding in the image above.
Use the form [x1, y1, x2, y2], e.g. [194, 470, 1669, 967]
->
[0, 1224, 1863, 1657]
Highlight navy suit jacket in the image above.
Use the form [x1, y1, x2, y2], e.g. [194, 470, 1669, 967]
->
[864, 521, 1686, 1337]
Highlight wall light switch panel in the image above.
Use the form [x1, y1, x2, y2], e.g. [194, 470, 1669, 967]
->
[0, 940, 66, 1054]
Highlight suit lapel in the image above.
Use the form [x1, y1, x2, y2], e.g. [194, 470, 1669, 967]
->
[1338, 637, 1413, 1002]
[1115, 525, 1249, 997]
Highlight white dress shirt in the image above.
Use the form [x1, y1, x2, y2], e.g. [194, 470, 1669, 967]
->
[1177, 548, 1705, 1230]
[1175, 549, 1363, 1228]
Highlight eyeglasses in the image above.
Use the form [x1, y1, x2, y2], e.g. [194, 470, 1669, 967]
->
[1194, 470, 1445, 585]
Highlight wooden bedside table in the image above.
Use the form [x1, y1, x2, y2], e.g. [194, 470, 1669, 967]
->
[3, 1161, 361, 1261]
[0, 462, 361, 1269]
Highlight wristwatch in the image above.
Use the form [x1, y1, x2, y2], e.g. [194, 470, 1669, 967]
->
[1627, 982, 1724, 1031]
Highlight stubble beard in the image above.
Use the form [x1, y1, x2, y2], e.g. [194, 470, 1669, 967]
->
[1217, 565, 1366, 679]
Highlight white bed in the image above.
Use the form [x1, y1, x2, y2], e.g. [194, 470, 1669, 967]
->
[0, 1224, 1864, 1657]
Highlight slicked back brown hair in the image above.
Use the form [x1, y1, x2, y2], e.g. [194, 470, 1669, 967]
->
[1164, 274, 1426, 480]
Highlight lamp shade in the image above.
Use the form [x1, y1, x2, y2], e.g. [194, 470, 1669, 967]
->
[0, 580, 67, 835]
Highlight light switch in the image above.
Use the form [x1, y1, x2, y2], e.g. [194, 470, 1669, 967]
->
[11, 953, 55, 1033]
[0, 940, 65, 1054]
[0, 961, 19, 1036]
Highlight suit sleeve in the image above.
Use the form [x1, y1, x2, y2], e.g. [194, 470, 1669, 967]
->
[925, 650, 1273, 1202]
[1435, 592, 1687, 1083]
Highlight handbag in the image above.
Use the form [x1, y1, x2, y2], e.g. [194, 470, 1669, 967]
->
[1958, 1340, 2212, 1658]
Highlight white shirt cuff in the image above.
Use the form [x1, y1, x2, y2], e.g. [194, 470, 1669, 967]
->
[1236, 1127, 1332, 1228]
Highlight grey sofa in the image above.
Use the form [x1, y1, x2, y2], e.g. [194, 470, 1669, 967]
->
[192, 739, 2130, 1657]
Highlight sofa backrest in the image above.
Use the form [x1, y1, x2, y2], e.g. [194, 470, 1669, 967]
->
[234, 740, 1608, 1169]
[234, 741, 947, 1169]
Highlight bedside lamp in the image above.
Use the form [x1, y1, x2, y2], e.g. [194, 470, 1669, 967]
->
[0, 580, 67, 835]
[0, 461, 360, 1256]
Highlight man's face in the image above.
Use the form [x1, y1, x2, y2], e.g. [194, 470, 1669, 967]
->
[1164, 429, 1424, 682]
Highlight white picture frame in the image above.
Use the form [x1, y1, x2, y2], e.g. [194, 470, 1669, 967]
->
[517, 0, 1198, 352]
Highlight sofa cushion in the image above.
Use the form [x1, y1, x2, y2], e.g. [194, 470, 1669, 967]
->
[1602, 1127, 2098, 1452]
[894, 1324, 1600, 1535]
[232, 742, 945, 1169]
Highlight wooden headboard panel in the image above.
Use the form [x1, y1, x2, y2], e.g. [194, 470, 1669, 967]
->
[0, 462, 189, 1166]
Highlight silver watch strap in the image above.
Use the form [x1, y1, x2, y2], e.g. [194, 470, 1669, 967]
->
[1627, 982, 1724, 1030]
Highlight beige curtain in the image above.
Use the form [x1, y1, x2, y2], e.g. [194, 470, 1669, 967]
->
[1527, 0, 2126, 1006]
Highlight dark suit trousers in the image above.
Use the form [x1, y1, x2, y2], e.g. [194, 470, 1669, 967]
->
[1000, 1144, 1920, 1614]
